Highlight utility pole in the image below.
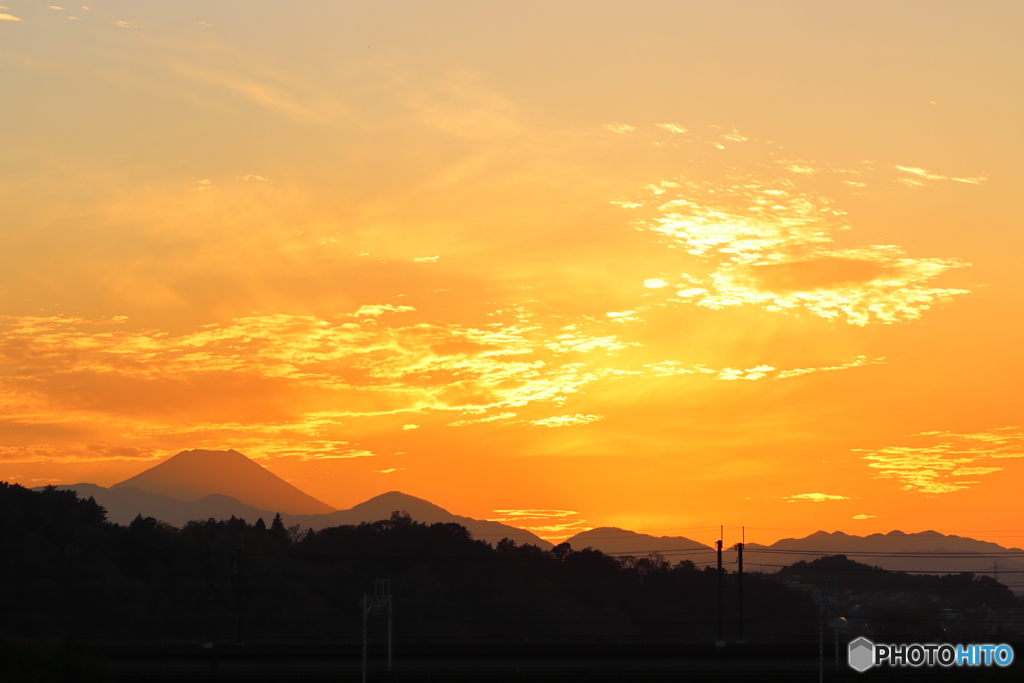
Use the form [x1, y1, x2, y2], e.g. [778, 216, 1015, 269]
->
[362, 594, 368, 683]
[736, 538, 744, 644]
[716, 531, 724, 647]
[234, 549, 242, 639]
[205, 546, 212, 645]
[827, 578, 838, 672]
[381, 579, 392, 672]
[819, 577, 839, 681]
[818, 590, 823, 683]
[362, 579, 394, 681]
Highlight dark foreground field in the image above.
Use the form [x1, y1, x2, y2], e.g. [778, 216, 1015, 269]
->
[4, 638, 1021, 682]
[4, 485, 1020, 682]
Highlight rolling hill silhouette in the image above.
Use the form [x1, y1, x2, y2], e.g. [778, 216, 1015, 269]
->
[44, 485, 553, 549]
[45, 448, 1024, 588]
[742, 530, 1024, 579]
[288, 491, 554, 549]
[112, 448, 335, 515]
[566, 527, 1024, 591]
[566, 527, 713, 564]
[46, 482, 275, 528]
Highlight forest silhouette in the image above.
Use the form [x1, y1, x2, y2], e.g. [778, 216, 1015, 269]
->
[1, 482, 1019, 680]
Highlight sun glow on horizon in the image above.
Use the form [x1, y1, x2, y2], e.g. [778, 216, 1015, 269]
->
[1, 0, 1021, 549]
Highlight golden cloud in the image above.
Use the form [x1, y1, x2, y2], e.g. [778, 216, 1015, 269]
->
[530, 414, 604, 428]
[655, 123, 688, 134]
[607, 131, 978, 327]
[644, 356, 885, 381]
[895, 165, 986, 186]
[0, 442, 163, 463]
[0, 309, 630, 457]
[858, 428, 1024, 494]
[489, 509, 591, 541]
[782, 493, 851, 502]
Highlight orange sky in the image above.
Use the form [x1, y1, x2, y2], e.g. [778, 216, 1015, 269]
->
[2, 1, 1022, 548]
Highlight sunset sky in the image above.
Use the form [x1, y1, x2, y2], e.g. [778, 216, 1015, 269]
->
[2, 1, 1022, 548]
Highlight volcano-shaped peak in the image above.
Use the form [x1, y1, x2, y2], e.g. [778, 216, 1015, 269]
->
[112, 448, 335, 515]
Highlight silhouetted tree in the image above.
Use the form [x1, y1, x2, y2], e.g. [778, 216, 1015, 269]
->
[1, 482, 1015, 653]
[270, 512, 288, 545]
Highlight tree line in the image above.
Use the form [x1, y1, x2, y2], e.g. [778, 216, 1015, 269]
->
[1, 482, 1016, 651]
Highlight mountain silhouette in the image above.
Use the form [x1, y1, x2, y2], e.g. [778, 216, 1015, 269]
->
[565, 527, 713, 564]
[288, 491, 554, 549]
[47, 482, 276, 528]
[112, 449, 335, 515]
[565, 527, 1024, 592]
[743, 530, 1024, 580]
[41, 484, 552, 549]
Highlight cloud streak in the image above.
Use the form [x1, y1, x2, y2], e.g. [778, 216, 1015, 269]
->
[857, 428, 1024, 494]
[489, 509, 591, 541]
[783, 493, 851, 502]
[632, 175, 970, 325]
[607, 128, 977, 327]
[0, 309, 629, 458]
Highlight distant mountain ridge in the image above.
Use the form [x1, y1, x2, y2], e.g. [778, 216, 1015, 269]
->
[44, 483, 275, 529]
[743, 530, 1024, 579]
[565, 528, 717, 574]
[566, 527, 712, 560]
[41, 484, 553, 550]
[288, 491, 553, 549]
[32, 448, 1024, 589]
[112, 448, 335, 515]
[565, 527, 1024, 591]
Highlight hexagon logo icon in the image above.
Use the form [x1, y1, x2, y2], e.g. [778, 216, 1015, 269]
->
[848, 637, 875, 672]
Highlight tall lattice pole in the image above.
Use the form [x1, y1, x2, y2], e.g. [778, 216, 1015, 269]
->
[362, 593, 368, 683]
[828, 578, 839, 671]
[818, 588, 824, 683]
[736, 540, 744, 644]
[716, 537, 724, 646]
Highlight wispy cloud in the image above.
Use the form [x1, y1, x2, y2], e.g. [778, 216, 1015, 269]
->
[782, 493, 851, 502]
[530, 414, 603, 428]
[631, 172, 970, 325]
[351, 304, 416, 317]
[489, 509, 591, 541]
[163, 57, 349, 124]
[0, 443, 163, 464]
[655, 123, 688, 134]
[895, 165, 986, 186]
[775, 355, 886, 379]
[643, 356, 885, 381]
[715, 365, 776, 381]
[0, 309, 630, 457]
[448, 412, 518, 427]
[857, 428, 1024, 494]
